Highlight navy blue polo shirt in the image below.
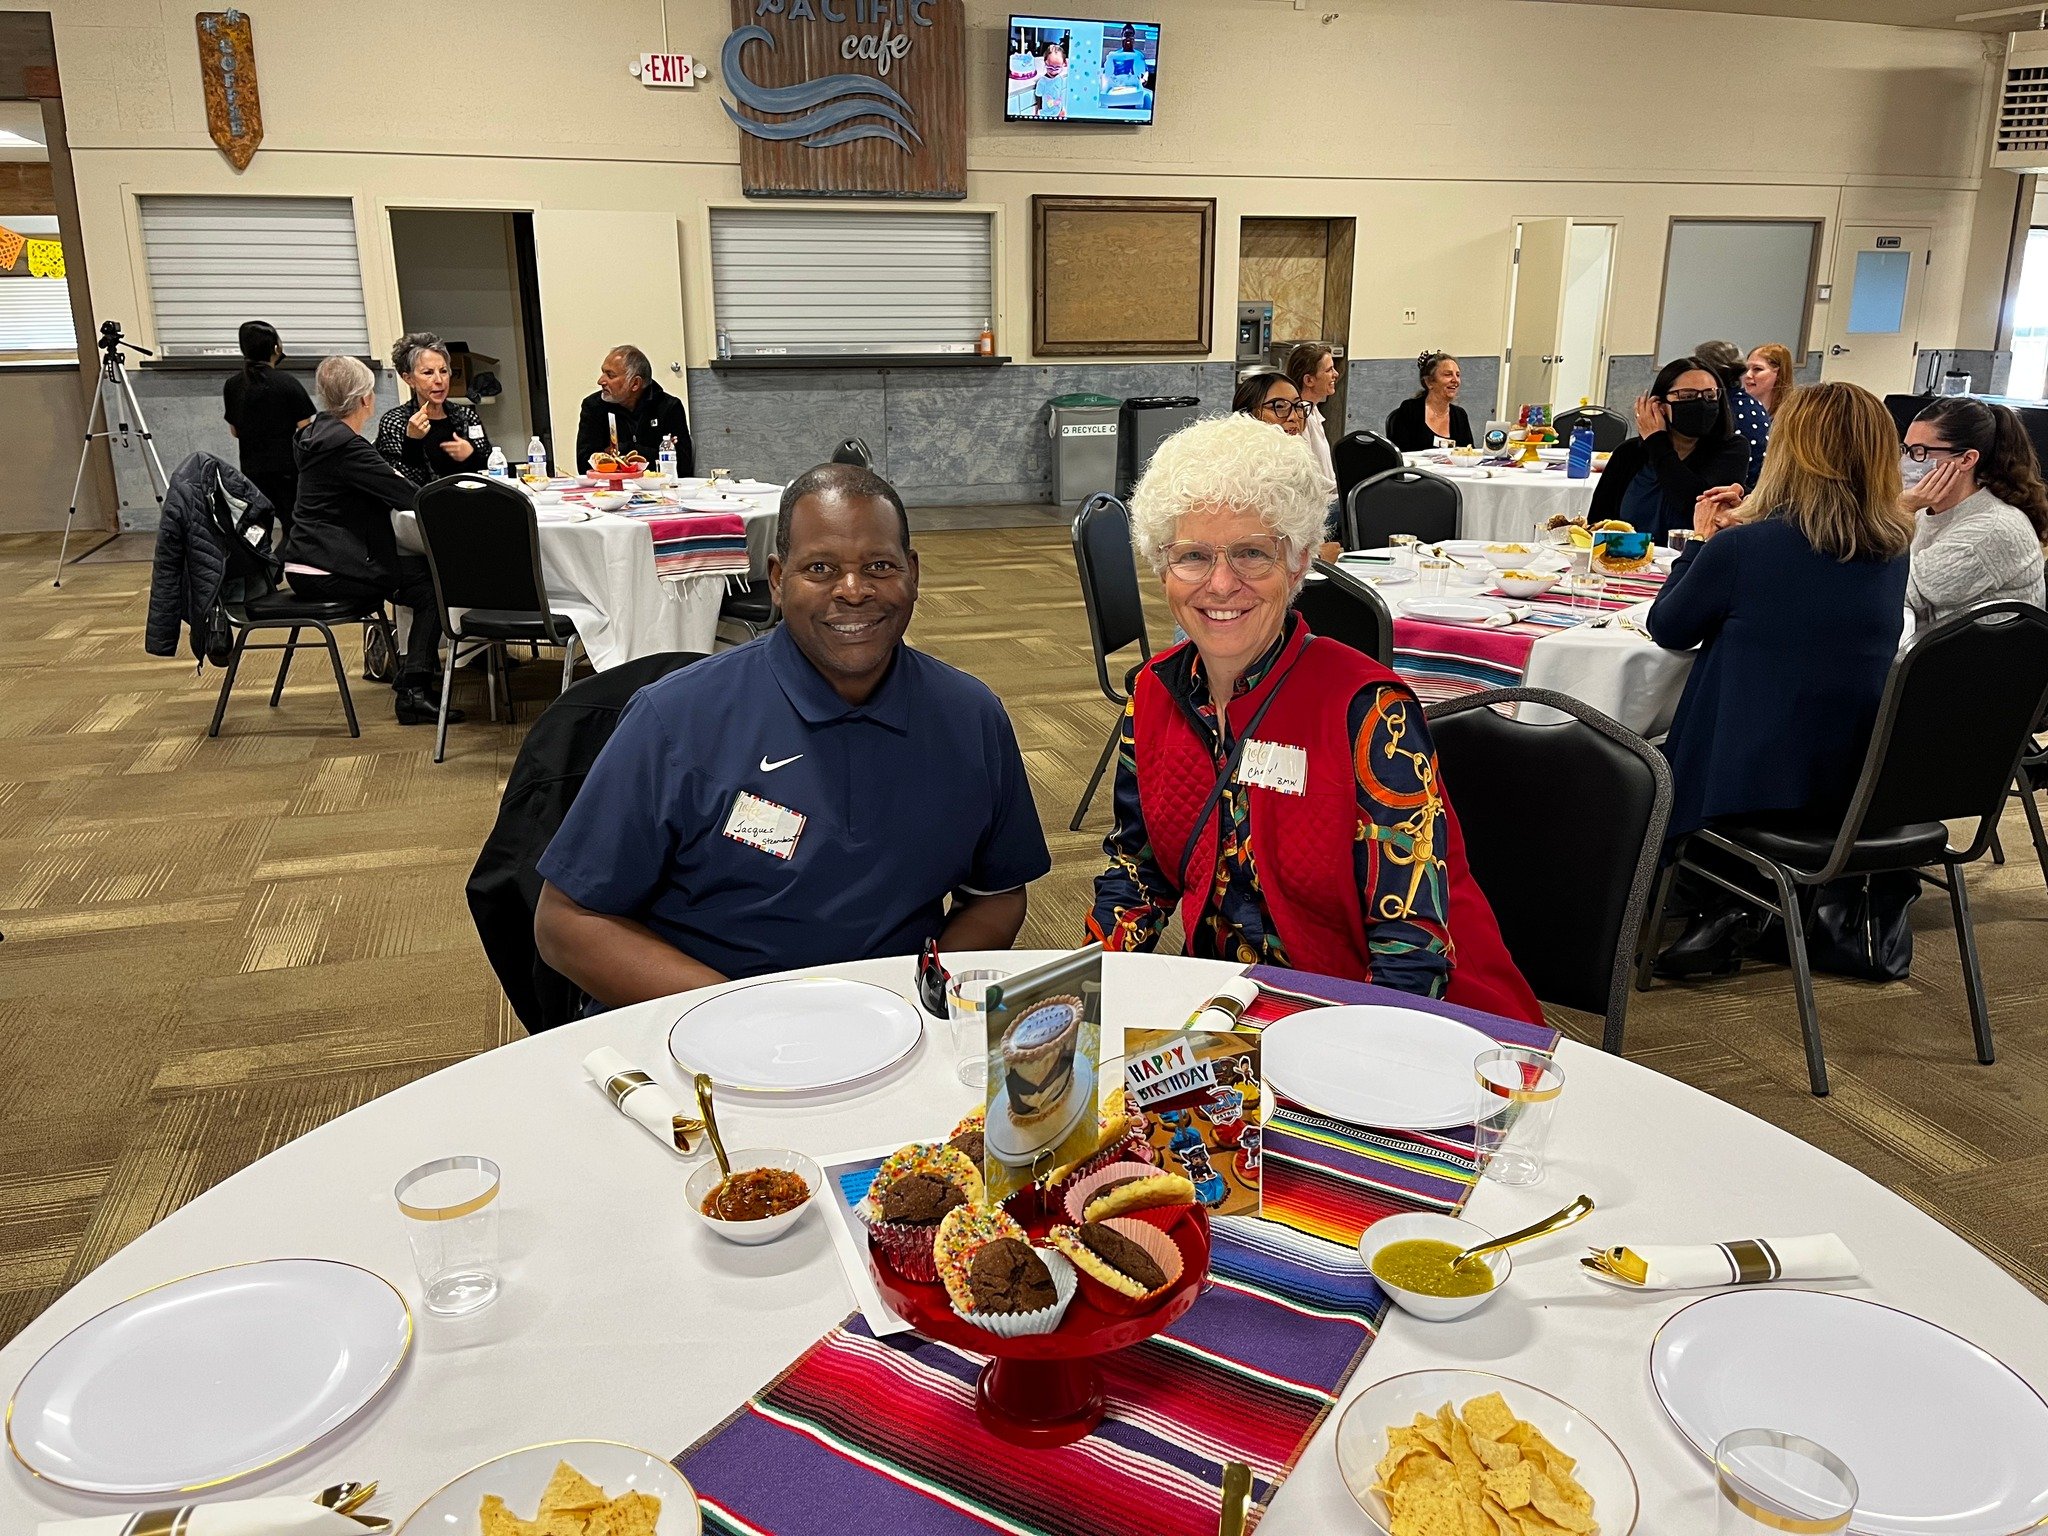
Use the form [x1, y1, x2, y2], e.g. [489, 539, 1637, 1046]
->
[536, 625, 1052, 981]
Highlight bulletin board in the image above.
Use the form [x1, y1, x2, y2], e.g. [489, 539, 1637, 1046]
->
[1032, 195, 1215, 356]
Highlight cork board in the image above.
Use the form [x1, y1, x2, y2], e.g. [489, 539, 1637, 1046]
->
[1032, 196, 1214, 356]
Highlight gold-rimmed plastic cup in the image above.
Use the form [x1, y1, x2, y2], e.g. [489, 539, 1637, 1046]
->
[1715, 1429, 1858, 1534]
[1389, 533, 1419, 570]
[947, 968, 1007, 1089]
[1472, 1047, 1564, 1187]
[394, 1155, 502, 1316]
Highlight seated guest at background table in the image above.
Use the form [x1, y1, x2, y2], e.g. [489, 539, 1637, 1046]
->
[221, 319, 313, 539]
[1696, 339, 1770, 490]
[283, 356, 457, 727]
[1384, 351, 1475, 451]
[1284, 342, 1340, 492]
[375, 332, 492, 490]
[1898, 395, 2048, 626]
[1646, 382, 1911, 976]
[575, 345, 694, 475]
[1085, 414, 1542, 1023]
[533, 462, 1050, 1008]
[1587, 356, 1749, 540]
[1739, 342, 1797, 488]
[1234, 370, 1339, 558]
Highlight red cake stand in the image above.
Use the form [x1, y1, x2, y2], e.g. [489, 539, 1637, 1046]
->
[869, 1203, 1211, 1449]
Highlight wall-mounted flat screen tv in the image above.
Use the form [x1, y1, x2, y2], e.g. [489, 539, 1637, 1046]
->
[1006, 16, 1159, 125]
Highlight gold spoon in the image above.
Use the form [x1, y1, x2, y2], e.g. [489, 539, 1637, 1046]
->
[1218, 1459, 1252, 1536]
[694, 1072, 738, 1218]
[1452, 1193, 1595, 1271]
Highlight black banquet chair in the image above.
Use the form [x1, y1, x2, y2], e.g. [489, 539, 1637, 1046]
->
[1069, 492, 1153, 831]
[830, 436, 873, 468]
[1345, 467, 1461, 549]
[1426, 689, 1672, 1052]
[1551, 405, 1631, 453]
[2013, 725, 2048, 891]
[208, 590, 397, 740]
[415, 474, 584, 764]
[1293, 559, 1393, 664]
[1638, 601, 2048, 1097]
[1331, 429, 1404, 509]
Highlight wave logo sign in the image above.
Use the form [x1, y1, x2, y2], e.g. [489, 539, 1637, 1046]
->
[721, 26, 922, 153]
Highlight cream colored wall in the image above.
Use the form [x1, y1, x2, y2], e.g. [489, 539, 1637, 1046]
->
[37, 0, 2003, 380]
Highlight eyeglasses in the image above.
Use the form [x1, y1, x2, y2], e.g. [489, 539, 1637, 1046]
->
[1664, 389, 1720, 404]
[1257, 399, 1312, 421]
[1901, 443, 1965, 463]
[1161, 539, 1287, 581]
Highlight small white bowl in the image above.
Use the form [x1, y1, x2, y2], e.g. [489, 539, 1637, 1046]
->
[685, 1147, 821, 1246]
[587, 490, 634, 512]
[1357, 1212, 1510, 1322]
[1495, 570, 1561, 599]
[1481, 543, 1539, 570]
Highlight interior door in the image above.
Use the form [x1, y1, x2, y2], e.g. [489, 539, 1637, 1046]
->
[1503, 218, 1570, 417]
[530, 211, 686, 472]
[1820, 226, 1930, 396]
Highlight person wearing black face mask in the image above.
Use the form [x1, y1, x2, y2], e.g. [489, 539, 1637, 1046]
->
[1586, 357, 1750, 540]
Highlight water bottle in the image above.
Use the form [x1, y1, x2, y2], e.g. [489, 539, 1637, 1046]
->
[657, 434, 678, 482]
[485, 445, 508, 479]
[716, 327, 732, 361]
[1567, 425, 1594, 480]
[526, 435, 547, 482]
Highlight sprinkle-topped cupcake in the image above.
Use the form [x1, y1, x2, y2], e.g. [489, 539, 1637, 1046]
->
[935, 1204, 1077, 1336]
[859, 1142, 985, 1281]
[948, 1106, 986, 1169]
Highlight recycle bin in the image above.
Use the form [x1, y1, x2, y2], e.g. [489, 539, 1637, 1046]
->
[1049, 392, 1122, 509]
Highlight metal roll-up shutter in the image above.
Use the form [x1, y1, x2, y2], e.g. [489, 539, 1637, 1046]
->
[0, 278, 75, 355]
[710, 207, 992, 357]
[138, 195, 371, 358]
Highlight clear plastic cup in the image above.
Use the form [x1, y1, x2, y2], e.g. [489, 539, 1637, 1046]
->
[1716, 1429, 1857, 1534]
[1472, 1047, 1564, 1187]
[1389, 533, 1419, 570]
[395, 1155, 502, 1316]
[1417, 558, 1452, 598]
[947, 969, 1007, 1089]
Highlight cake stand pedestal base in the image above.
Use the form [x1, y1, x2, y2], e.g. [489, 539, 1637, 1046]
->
[976, 1356, 1105, 1447]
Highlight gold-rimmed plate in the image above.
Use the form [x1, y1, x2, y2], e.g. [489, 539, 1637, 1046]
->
[667, 976, 922, 1098]
[397, 1440, 699, 1534]
[6, 1257, 411, 1495]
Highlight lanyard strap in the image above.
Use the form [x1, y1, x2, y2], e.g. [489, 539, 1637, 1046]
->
[1171, 637, 1312, 893]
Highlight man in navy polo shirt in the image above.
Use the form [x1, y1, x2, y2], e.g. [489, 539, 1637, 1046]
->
[533, 462, 1051, 1007]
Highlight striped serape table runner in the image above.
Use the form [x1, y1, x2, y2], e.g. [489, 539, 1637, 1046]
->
[641, 510, 750, 582]
[671, 966, 1557, 1534]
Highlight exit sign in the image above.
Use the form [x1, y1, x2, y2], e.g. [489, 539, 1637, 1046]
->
[637, 52, 696, 87]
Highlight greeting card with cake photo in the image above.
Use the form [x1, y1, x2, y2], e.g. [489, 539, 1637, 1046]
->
[981, 945, 1103, 1201]
[1122, 1027, 1262, 1216]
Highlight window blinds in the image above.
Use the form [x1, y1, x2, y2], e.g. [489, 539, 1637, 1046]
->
[0, 277, 74, 355]
[138, 195, 371, 357]
[709, 207, 993, 357]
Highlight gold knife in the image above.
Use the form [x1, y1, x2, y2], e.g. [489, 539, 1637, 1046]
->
[1219, 1459, 1252, 1536]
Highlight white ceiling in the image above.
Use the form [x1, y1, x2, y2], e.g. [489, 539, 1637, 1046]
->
[1541, 0, 2036, 30]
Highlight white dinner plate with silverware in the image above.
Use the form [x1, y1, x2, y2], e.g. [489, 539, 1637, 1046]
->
[1400, 596, 1506, 626]
[1262, 1005, 1494, 1131]
[668, 976, 923, 1096]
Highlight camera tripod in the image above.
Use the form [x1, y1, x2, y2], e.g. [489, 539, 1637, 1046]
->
[54, 322, 169, 588]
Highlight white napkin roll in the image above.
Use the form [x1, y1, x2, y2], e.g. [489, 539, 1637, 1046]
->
[1186, 976, 1262, 1031]
[583, 1046, 698, 1155]
[1629, 1233, 1858, 1290]
[40, 1500, 378, 1534]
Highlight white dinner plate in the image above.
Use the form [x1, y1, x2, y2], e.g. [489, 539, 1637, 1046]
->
[1434, 539, 1493, 559]
[667, 976, 924, 1095]
[1336, 1370, 1639, 1534]
[1261, 1005, 1493, 1131]
[1399, 597, 1504, 625]
[398, 1439, 700, 1534]
[1650, 1289, 2048, 1535]
[6, 1258, 411, 1495]
[679, 495, 749, 513]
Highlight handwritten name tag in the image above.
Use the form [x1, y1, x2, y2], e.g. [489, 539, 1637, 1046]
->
[1235, 739, 1308, 796]
[723, 790, 806, 859]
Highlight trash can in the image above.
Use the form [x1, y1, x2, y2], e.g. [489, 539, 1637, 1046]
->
[1048, 392, 1122, 509]
[1116, 395, 1201, 497]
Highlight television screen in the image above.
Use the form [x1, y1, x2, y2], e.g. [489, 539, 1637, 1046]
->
[1006, 16, 1159, 125]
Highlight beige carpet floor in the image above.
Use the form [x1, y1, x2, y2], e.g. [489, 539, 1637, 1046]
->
[3, 526, 2047, 1348]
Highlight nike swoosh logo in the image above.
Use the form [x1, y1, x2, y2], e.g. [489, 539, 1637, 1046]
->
[759, 754, 804, 772]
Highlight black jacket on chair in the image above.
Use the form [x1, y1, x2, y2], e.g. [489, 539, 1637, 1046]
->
[467, 650, 702, 1032]
[146, 453, 277, 660]
[281, 413, 418, 587]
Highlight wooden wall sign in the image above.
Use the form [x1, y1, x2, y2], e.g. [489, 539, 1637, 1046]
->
[196, 10, 262, 171]
[723, 0, 965, 199]
[1033, 196, 1216, 356]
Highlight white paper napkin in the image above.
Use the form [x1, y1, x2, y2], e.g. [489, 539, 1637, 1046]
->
[582, 1047, 701, 1156]
[41, 1496, 383, 1534]
[1601, 1233, 1858, 1290]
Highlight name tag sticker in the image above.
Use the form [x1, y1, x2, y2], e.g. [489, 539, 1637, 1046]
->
[723, 790, 806, 860]
[468, 425, 486, 441]
[1235, 740, 1308, 796]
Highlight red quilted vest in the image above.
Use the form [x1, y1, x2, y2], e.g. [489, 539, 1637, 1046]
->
[1131, 626, 1542, 1025]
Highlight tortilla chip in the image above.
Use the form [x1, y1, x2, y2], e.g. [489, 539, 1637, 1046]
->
[1468, 1429, 1521, 1472]
[1447, 1418, 1486, 1501]
[1484, 1461, 1535, 1509]
[538, 1462, 607, 1517]
[1527, 1467, 1597, 1534]
[585, 1490, 663, 1536]
[1461, 1392, 1518, 1443]
[479, 1495, 536, 1536]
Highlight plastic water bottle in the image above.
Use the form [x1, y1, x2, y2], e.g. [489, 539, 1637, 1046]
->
[716, 328, 732, 361]
[485, 445, 509, 479]
[1567, 425, 1594, 480]
[658, 434, 678, 482]
[526, 435, 547, 482]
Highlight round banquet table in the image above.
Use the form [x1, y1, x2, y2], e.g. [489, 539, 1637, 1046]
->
[5, 953, 2045, 1531]
[1403, 452, 1601, 543]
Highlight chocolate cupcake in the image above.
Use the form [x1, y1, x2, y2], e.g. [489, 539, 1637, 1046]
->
[859, 1142, 985, 1282]
[948, 1106, 986, 1169]
[1049, 1217, 1184, 1313]
[935, 1204, 1077, 1337]
[969, 1238, 1057, 1315]
[999, 994, 1083, 1125]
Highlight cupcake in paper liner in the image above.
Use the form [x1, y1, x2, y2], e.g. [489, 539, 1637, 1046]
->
[1046, 1090, 1150, 1191]
[1063, 1161, 1196, 1231]
[1049, 1217, 1184, 1316]
[936, 1205, 1078, 1338]
[858, 1142, 985, 1282]
[947, 1105, 986, 1169]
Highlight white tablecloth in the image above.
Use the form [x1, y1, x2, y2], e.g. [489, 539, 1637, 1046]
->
[1404, 453, 1601, 543]
[1520, 601, 1694, 736]
[3, 951, 2043, 1532]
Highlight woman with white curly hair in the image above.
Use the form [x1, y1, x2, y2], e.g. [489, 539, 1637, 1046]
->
[1086, 414, 1539, 1020]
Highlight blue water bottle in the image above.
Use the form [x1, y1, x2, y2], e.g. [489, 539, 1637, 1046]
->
[1568, 425, 1594, 480]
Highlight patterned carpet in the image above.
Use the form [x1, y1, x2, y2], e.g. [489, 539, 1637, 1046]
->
[3, 525, 2046, 1349]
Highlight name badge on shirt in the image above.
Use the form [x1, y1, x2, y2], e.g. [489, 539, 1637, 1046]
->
[723, 790, 806, 860]
[1235, 739, 1308, 796]
[467, 425, 486, 441]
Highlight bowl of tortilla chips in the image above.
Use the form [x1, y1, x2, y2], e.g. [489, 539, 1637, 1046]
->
[397, 1442, 701, 1535]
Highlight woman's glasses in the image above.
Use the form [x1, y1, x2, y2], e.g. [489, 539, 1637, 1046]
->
[1257, 399, 1313, 421]
[1664, 388, 1720, 404]
[1901, 443, 1965, 463]
[1161, 539, 1286, 581]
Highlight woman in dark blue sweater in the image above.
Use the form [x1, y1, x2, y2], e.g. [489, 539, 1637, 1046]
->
[1647, 381, 1913, 974]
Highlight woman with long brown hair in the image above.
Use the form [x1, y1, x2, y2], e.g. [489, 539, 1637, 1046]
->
[1646, 381, 1913, 975]
[1898, 395, 2048, 625]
